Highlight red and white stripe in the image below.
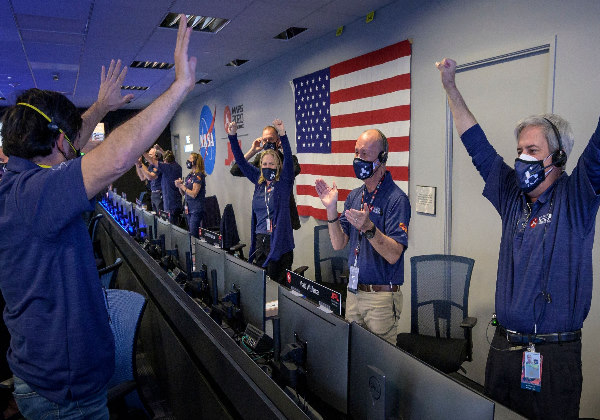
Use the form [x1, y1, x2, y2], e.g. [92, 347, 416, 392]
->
[295, 40, 411, 220]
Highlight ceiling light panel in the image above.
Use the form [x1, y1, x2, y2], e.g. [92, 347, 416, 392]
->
[130, 61, 174, 70]
[159, 13, 229, 34]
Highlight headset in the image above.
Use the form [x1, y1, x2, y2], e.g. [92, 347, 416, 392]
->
[543, 117, 567, 168]
[375, 129, 388, 164]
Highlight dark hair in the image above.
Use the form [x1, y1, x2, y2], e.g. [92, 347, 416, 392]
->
[1, 89, 82, 159]
[164, 150, 175, 163]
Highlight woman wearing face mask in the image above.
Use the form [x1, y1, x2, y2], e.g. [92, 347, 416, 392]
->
[226, 119, 295, 284]
[175, 152, 206, 238]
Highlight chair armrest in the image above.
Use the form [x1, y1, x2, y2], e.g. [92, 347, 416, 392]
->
[293, 266, 309, 276]
[0, 377, 14, 389]
[230, 243, 246, 252]
[460, 317, 477, 329]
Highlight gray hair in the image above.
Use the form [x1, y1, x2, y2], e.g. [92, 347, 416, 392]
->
[514, 114, 573, 160]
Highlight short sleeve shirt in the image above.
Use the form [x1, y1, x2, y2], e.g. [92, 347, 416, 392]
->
[157, 161, 183, 212]
[147, 163, 162, 191]
[184, 172, 206, 214]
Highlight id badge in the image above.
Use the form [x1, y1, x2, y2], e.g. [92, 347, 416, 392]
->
[184, 204, 189, 215]
[520, 351, 542, 392]
[348, 265, 359, 294]
[266, 218, 272, 232]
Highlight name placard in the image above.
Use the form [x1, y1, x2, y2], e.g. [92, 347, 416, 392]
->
[285, 270, 342, 316]
[199, 228, 222, 248]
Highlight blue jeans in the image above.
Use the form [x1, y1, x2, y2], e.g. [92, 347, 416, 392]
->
[13, 376, 109, 420]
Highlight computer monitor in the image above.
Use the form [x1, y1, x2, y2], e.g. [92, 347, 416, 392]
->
[155, 216, 172, 252]
[139, 209, 156, 239]
[223, 254, 266, 331]
[277, 286, 349, 415]
[348, 322, 495, 420]
[171, 224, 192, 273]
[194, 238, 226, 301]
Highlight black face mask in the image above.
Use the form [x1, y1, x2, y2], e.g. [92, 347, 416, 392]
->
[263, 142, 277, 151]
[186, 161, 194, 169]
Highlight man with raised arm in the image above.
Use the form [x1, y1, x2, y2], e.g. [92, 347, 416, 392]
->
[0, 15, 196, 419]
[437, 57, 600, 419]
[315, 129, 410, 344]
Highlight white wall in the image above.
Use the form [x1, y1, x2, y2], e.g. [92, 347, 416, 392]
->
[171, 1, 600, 416]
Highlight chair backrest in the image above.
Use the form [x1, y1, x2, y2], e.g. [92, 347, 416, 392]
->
[314, 225, 348, 284]
[105, 289, 147, 389]
[98, 258, 123, 289]
[220, 204, 240, 249]
[202, 195, 221, 229]
[410, 254, 474, 339]
[88, 213, 104, 242]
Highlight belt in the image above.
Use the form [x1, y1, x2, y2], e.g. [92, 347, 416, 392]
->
[498, 325, 581, 344]
[357, 284, 400, 292]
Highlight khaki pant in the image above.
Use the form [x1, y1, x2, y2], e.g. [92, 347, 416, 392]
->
[345, 288, 403, 344]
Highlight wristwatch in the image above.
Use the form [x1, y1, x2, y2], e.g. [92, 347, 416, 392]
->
[364, 223, 376, 239]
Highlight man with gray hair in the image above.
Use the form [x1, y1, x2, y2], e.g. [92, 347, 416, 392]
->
[437, 57, 600, 419]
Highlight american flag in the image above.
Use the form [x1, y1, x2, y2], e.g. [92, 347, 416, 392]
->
[293, 40, 411, 220]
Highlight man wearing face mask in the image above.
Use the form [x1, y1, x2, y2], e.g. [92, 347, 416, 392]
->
[437, 58, 600, 420]
[230, 125, 302, 230]
[315, 129, 410, 344]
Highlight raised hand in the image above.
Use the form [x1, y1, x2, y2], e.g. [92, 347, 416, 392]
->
[315, 178, 338, 210]
[227, 121, 238, 136]
[435, 58, 457, 89]
[98, 59, 134, 112]
[252, 137, 263, 152]
[173, 14, 197, 94]
[272, 119, 285, 136]
[345, 203, 373, 232]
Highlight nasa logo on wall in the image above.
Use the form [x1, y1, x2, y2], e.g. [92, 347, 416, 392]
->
[199, 105, 217, 174]
[224, 106, 231, 132]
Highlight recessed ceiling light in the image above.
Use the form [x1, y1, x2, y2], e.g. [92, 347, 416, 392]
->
[0, 97, 5, 101]
[274, 27, 307, 40]
[196, 79, 212, 84]
[121, 86, 148, 91]
[226, 59, 248, 67]
[130, 61, 174, 70]
[160, 13, 229, 34]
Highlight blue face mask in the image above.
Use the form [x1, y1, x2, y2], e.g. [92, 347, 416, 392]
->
[262, 167, 277, 181]
[263, 142, 276, 151]
[353, 157, 379, 180]
[514, 153, 554, 193]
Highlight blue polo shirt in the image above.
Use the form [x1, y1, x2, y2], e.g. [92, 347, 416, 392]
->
[461, 121, 600, 334]
[184, 172, 206, 214]
[0, 156, 114, 403]
[340, 171, 410, 285]
[147, 163, 162, 191]
[253, 183, 276, 234]
[157, 161, 182, 212]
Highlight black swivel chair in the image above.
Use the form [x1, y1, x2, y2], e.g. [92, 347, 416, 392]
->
[98, 258, 123, 289]
[314, 225, 348, 285]
[396, 254, 477, 374]
[201, 195, 221, 232]
[88, 213, 105, 268]
[220, 204, 246, 259]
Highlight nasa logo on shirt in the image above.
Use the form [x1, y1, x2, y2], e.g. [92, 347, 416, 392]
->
[199, 105, 217, 175]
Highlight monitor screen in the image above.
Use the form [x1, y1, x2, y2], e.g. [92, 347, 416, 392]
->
[277, 286, 350, 415]
[171, 224, 192, 272]
[348, 323, 495, 420]
[155, 217, 172, 251]
[138, 209, 156, 239]
[224, 254, 266, 331]
[194, 238, 226, 301]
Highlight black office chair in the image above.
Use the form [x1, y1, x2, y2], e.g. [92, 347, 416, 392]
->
[105, 289, 148, 417]
[201, 195, 221, 232]
[396, 254, 477, 374]
[98, 258, 123, 289]
[88, 213, 105, 268]
[220, 204, 246, 259]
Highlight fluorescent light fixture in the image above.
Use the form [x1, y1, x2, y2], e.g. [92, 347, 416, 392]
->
[121, 85, 149, 91]
[226, 59, 248, 67]
[160, 13, 229, 33]
[274, 27, 307, 40]
[0, 97, 5, 101]
[130, 61, 174, 70]
[196, 79, 212, 84]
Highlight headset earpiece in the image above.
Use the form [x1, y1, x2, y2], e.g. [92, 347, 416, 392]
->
[543, 117, 566, 168]
[378, 150, 388, 164]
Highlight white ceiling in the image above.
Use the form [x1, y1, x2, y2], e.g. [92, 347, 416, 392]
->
[0, 0, 398, 109]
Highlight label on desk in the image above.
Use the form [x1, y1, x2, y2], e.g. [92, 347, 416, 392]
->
[285, 270, 342, 316]
[199, 228, 223, 248]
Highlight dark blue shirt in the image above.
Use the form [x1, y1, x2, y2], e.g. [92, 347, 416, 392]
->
[147, 163, 162, 191]
[461, 121, 600, 333]
[253, 182, 276, 234]
[0, 157, 114, 403]
[157, 161, 182, 212]
[184, 171, 206, 214]
[340, 171, 410, 286]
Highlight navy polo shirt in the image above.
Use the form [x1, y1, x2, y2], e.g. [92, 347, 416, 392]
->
[340, 171, 410, 285]
[0, 156, 114, 403]
[461, 122, 600, 334]
[253, 183, 276, 234]
[184, 172, 206, 214]
[147, 163, 162, 191]
[157, 161, 182, 212]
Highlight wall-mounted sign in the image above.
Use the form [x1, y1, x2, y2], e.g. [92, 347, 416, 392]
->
[416, 185, 436, 215]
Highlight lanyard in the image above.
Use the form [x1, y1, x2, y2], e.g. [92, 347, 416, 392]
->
[353, 174, 385, 265]
[264, 183, 273, 222]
